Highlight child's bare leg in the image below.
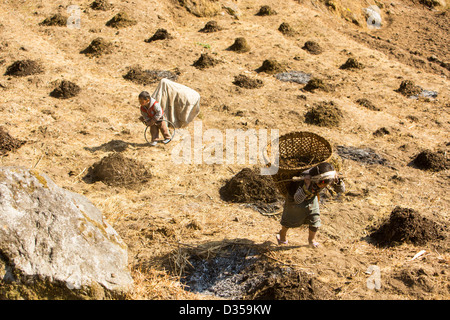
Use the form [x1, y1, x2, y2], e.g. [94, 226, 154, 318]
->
[278, 226, 288, 242]
[308, 227, 319, 248]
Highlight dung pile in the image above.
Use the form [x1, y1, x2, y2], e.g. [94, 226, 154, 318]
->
[219, 168, 279, 203]
[123, 66, 179, 85]
[339, 57, 364, 70]
[256, 5, 277, 16]
[304, 101, 343, 127]
[227, 37, 250, 53]
[80, 37, 113, 57]
[105, 12, 136, 28]
[356, 98, 381, 111]
[369, 207, 446, 247]
[246, 262, 335, 300]
[4, 60, 44, 77]
[232, 74, 263, 89]
[411, 149, 449, 172]
[199, 20, 222, 33]
[256, 59, 286, 74]
[278, 22, 296, 36]
[39, 14, 67, 26]
[145, 29, 173, 42]
[302, 41, 323, 55]
[90, 0, 113, 10]
[84, 153, 151, 187]
[50, 80, 81, 99]
[193, 53, 220, 69]
[395, 80, 422, 97]
[0, 126, 25, 156]
[303, 78, 331, 92]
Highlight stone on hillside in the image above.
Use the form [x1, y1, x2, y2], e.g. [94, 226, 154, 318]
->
[0, 166, 133, 299]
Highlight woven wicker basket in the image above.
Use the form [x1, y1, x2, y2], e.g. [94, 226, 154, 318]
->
[265, 131, 333, 196]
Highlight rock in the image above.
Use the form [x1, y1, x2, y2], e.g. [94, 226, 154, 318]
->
[0, 166, 133, 299]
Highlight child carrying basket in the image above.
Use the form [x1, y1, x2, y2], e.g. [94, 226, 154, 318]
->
[267, 132, 345, 248]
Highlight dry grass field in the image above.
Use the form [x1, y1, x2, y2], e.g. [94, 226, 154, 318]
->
[0, 0, 449, 300]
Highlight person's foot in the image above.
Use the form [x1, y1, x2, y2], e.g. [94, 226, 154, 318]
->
[149, 141, 158, 146]
[309, 240, 320, 248]
[162, 138, 171, 144]
[276, 234, 288, 245]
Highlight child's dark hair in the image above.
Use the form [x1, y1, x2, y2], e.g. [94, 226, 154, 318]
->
[138, 91, 151, 100]
[309, 162, 334, 176]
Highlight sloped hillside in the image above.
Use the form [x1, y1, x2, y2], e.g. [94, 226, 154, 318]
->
[0, 0, 449, 300]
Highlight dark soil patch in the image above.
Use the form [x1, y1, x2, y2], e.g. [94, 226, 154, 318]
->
[145, 29, 173, 42]
[373, 127, 390, 137]
[256, 59, 286, 74]
[356, 98, 380, 111]
[304, 101, 343, 127]
[199, 20, 222, 33]
[193, 53, 220, 69]
[49, 80, 81, 99]
[275, 71, 311, 84]
[411, 149, 449, 172]
[395, 80, 423, 97]
[80, 37, 113, 57]
[302, 41, 323, 55]
[219, 168, 279, 203]
[388, 264, 449, 299]
[123, 66, 179, 85]
[256, 5, 277, 16]
[90, 0, 113, 10]
[39, 14, 67, 26]
[369, 207, 446, 247]
[105, 12, 137, 28]
[232, 74, 263, 89]
[339, 57, 364, 70]
[84, 153, 152, 187]
[278, 22, 296, 36]
[178, 241, 334, 300]
[0, 126, 25, 156]
[227, 37, 250, 53]
[4, 60, 44, 77]
[336, 145, 387, 165]
[303, 78, 331, 92]
[419, 0, 442, 8]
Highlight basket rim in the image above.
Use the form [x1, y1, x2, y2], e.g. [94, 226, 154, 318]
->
[264, 131, 333, 171]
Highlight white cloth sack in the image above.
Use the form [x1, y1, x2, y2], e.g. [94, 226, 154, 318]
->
[151, 78, 200, 128]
